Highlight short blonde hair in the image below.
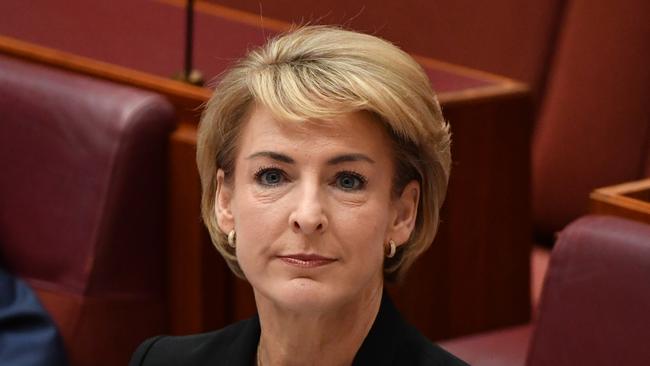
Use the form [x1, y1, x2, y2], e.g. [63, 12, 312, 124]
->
[197, 25, 451, 282]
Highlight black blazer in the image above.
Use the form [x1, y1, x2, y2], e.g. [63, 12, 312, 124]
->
[130, 293, 468, 366]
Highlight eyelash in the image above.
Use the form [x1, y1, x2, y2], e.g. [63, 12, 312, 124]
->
[334, 170, 368, 191]
[254, 166, 286, 186]
[252, 166, 368, 191]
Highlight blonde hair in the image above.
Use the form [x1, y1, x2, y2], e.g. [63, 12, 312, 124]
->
[197, 25, 451, 282]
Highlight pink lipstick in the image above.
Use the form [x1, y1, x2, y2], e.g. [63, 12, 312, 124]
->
[277, 254, 336, 268]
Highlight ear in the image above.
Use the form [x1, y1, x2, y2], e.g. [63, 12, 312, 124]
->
[387, 180, 420, 246]
[215, 169, 235, 233]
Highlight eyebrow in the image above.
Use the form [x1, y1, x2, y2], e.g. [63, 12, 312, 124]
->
[246, 151, 375, 165]
[327, 153, 375, 165]
[246, 151, 294, 163]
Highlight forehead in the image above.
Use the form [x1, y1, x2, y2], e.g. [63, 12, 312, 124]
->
[236, 105, 394, 160]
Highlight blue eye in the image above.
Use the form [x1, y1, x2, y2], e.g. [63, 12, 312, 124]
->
[255, 168, 285, 186]
[335, 172, 366, 191]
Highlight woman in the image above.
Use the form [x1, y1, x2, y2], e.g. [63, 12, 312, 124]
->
[131, 26, 466, 365]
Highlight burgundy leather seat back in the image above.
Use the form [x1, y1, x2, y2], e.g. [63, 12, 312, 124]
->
[0, 55, 175, 366]
[532, 0, 650, 241]
[527, 215, 650, 366]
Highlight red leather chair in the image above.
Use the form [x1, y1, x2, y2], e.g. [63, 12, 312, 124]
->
[532, 0, 650, 244]
[0, 55, 175, 366]
[440, 215, 650, 365]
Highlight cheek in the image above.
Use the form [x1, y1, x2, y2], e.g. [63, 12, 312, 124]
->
[229, 190, 289, 266]
[232, 186, 289, 232]
[334, 201, 390, 259]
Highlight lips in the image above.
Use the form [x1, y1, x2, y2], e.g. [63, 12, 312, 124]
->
[277, 254, 336, 268]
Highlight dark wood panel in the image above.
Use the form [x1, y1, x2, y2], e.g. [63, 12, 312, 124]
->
[167, 123, 231, 334]
[389, 91, 533, 340]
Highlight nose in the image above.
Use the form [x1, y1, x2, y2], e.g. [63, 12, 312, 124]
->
[288, 182, 328, 235]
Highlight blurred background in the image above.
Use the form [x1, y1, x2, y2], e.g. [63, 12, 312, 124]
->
[0, 1, 648, 365]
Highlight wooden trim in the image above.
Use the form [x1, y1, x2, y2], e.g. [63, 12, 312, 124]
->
[437, 82, 529, 106]
[0, 34, 212, 111]
[591, 179, 650, 197]
[0, 32, 529, 119]
[411, 54, 526, 87]
[590, 179, 650, 217]
[159, 0, 291, 32]
[0, 0, 532, 116]
[158, 0, 527, 91]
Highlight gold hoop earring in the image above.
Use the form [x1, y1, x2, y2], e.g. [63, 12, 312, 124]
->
[227, 230, 236, 248]
[386, 239, 396, 258]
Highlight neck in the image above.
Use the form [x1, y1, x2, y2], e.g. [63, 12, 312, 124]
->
[255, 284, 383, 366]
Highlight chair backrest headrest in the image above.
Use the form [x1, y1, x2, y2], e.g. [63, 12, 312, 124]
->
[527, 215, 650, 366]
[0, 55, 175, 297]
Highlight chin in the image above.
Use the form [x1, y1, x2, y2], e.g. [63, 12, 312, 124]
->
[263, 277, 353, 313]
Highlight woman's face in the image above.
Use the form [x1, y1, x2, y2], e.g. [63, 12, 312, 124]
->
[216, 105, 419, 312]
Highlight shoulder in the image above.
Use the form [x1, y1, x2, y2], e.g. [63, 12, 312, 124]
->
[396, 323, 470, 366]
[0, 267, 68, 366]
[353, 292, 467, 366]
[129, 318, 256, 366]
[355, 292, 469, 366]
